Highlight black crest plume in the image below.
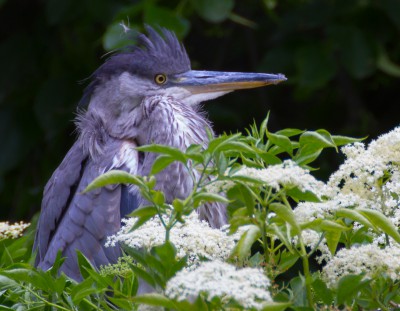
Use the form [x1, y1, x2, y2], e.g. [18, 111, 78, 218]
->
[79, 26, 191, 107]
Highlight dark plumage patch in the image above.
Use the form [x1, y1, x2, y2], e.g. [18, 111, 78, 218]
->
[79, 26, 191, 107]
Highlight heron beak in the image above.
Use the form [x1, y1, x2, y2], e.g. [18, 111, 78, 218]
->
[170, 70, 287, 94]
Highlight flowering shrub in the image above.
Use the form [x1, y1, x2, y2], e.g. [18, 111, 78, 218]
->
[165, 261, 272, 310]
[106, 212, 242, 268]
[1, 116, 400, 310]
[0, 221, 30, 241]
[322, 244, 400, 288]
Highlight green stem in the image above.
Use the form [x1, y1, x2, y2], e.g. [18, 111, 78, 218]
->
[262, 227, 269, 266]
[260, 210, 270, 271]
[298, 238, 314, 308]
[23, 285, 71, 311]
[197, 156, 213, 187]
[281, 194, 313, 307]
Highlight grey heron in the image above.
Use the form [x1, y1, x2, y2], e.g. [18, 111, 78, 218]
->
[33, 26, 286, 280]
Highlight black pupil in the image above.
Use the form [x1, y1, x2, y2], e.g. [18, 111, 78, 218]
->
[157, 75, 165, 83]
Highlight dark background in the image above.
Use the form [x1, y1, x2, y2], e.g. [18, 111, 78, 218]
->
[1, 0, 399, 221]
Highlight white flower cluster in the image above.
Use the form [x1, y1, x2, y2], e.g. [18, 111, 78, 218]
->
[0, 221, 30, 240]
[236, 160, 325, 196]
[106, 212, 240, 267]
[328, 127, 400, 217]
[294, 193, 374, 224]
[292, 127, 400, 253]
[293, 194, 374, 263]
[204, 179, 235, 194]
[207, 160, 325, 198]
[322, 244, 400, 288]
[165, 260, 272, 310]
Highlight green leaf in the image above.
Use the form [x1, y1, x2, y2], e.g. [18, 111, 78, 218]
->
[336, 274, 369, 305]
[294, 145, 322, 166]
[269, 203, 301, 235]
[312, 277, 333, 305]
[83, 170, 142, 193]
[331, 135, 365, 146]
[258, 152, 282, 165]
[289, 275, 308, 306]
[132, 293, 176, 309]
[151, 155, 176, 175]
[238, 184, 256, 215]
[129, 206, 158, 230]
[229, 174, 265, 186]
[153, 242, 177, 265]
[185, 153, 203, 163]
[325, 230, 341, 255]
[303, 219, 350, 232]
[207, 133, 241, 154]
[192, 192, 230, 207]
[276, 250, 299, 272]
[261, 302, 292, 311]
[217, 141, 255, 154]
[286, 187, 321, 203]
[276, 128, 304, 137]
[108, 297, 133, 310]
[76, 251, 97, 280]
[130, 206, 158, 219]
[260, 113, 270, 139]
[232, 225, 261, 260]
[128, 264, 157, 288]
[268, 224, 293, 251]
[186, 144, 202, 154]
[320, 220, 350, 231]
[299, 129, 337, 152]
[192, 0, 234, 23]
[266, 131, 293, 156]
[335, 209, 378, 231]
[136, 144, 186, 162]
[0, 275, 18, 290]
[152, 190, 165, 206]
[172, 198, 185, 213]
[71, 278, 98, 304]
[358, 208, 400, 243]
[217, 151, 228, 175]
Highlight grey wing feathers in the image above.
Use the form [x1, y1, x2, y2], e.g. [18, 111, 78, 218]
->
[34, 139, 140, 280]
[34, 141, 88, 266]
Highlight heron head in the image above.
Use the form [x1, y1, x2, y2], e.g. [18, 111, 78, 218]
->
[81, 26, 286, 112]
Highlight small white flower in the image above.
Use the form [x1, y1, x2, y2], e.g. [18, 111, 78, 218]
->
[293, 193, 376, 224]
[106, 212, 241, 267]
[328, 127, 400, 217]
[235, 160, 325, 196]
[165, 260, 272, 310]
[205, 179, 235, 193]
[0, 221, 30, 240]
[206, 160, 325, 198]
[322, 244, 400, 288]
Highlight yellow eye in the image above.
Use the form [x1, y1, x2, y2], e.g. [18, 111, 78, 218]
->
[154, 74, 167, 85]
